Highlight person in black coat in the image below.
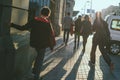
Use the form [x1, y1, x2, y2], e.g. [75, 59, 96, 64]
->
[11, 6, 56, 80]
[89, 12, 114, 71]
[80, 15, 92, 53]
[74, 15, 82, 49]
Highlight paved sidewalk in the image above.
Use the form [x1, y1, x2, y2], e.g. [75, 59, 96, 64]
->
[44, 36, 74, 60]
[42, 36, 120, 80]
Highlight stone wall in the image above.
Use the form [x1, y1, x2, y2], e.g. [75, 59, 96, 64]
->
[10, 0, 37, 80]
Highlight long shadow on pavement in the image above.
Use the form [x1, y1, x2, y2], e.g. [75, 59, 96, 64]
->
[65, 51, 84, 80]
[87, 65, 95, 80]
[42, 45, 78, 80]
[99, 55, 117, 80]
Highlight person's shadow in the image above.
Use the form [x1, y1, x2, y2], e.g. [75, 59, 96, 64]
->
[99, 55, 116, 80]
[65, 51, 84, 80]
[42, 45, 77, 80]
[87, 64, 95, 80]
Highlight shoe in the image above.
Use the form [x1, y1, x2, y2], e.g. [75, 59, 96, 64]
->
[110, 63, 114, 71]
[82, 49, 85, 53]
[88, 61, 95, 67]
[61, 43, 65, 45]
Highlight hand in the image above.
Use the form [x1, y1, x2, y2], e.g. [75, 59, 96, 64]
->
[10, 23, 14, 27]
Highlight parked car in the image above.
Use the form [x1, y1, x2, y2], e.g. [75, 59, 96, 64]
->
[105, 14, 120, 55]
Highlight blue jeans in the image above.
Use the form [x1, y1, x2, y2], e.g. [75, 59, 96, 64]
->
[63, 29, 70, 44]
[32, 48, 46, 79]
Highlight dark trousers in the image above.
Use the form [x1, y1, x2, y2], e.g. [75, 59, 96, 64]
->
[32, 48, 46, 79]
[90, 36, 111, 66]
[74, 33, 80, 47]
[63, 29, 70, 44]
[82, 34, 89, 51]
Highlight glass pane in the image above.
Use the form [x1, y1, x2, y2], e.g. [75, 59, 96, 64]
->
[111, 19, 120, 31]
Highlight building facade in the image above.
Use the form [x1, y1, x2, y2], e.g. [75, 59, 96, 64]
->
[0, 0, 75, 80]
[66, 0, 75, 17]
[0, 0, 15, 80]
[102, 3, 120, 19]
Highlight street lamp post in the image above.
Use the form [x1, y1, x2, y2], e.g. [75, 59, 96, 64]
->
[84, 1, 90, 15]
[90, 0, 92, 17]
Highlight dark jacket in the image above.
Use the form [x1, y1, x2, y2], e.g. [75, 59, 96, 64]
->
[81, 20, 92, 35]
[74, 18, 82, 33]
[92, 19, 110, 43]
[11, 17, 56, 49]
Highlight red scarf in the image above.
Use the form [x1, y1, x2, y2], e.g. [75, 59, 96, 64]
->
[34, 17, 50, 23]
[35, 17, 56, 46]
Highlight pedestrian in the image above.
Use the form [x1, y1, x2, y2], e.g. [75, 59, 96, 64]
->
[62, 12, 74, 46]
[11, 6, 56, 80]
[74, 15, 82, 49]
[80, 15, 92, 53]
[89, 11, 114, 71]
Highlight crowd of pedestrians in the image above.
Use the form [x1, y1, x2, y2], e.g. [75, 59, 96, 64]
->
[62, 11, 114, 71]
[10, 6, 114, 80]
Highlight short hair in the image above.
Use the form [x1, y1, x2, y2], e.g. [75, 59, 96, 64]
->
[84, 15, 89, 19]
[78, 15, 81, 18]
[96, 11, 102, 18]
[40, 6, 51, 16]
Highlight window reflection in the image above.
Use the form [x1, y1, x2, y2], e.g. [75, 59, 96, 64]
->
[111, 19, 120, 31]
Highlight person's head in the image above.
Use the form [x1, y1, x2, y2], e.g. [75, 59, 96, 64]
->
[84, 15, 89, 21]
[78, 15, 81, 19]
[40, 6, 51, 18]
[95, 11, 102, 20]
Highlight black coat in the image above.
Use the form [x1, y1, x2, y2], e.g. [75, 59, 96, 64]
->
[11, 17, 56, 49]
[74, 18, 82, 33]
[92, 19, 110, 44]
[81, 20, 92, 35]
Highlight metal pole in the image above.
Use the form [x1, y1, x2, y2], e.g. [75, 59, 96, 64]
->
[84, 1, 90, 15]
[84, 3, 86, 15]
[84, 1, 88, 15]
[90, 0, 92, 17]
[118, 3, 120, 15]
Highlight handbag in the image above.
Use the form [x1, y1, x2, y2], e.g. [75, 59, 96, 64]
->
[70, 26, 74, 36]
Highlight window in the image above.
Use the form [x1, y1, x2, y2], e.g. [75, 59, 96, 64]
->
[111, 19, 120, 31]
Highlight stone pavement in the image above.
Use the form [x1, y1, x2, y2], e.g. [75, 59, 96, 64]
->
[41, 36, 120, 80]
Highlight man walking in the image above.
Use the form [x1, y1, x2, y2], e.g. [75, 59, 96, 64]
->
[81, 15, 92, 53]
[89, 12, 114, 71]
[74, 15, 82, 49]
[11, 6, 56, 80]
[62, 12, 73, 46]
